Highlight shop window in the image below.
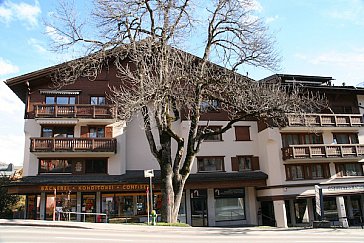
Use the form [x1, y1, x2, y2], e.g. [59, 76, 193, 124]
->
[26, 195, 40, 220]
[45, 194, 56, 220]
[322, 197, 338, 221]
[286, 163, 330, 181]
[197, 157, 224, 172]
[39, 159, 72, 174]
[214, 188, 245, 221]
[85, 159, 107, 174]
[281, 133, 323, 147]
[91, 96, 106, 105]
[46, 96, 75, 105]
[198, 126, 222, 141]
[136, 195, 147, 215]
[335, 163, 363, 177]
[235, 126, 250, 141]
[333, 133, 359, 144]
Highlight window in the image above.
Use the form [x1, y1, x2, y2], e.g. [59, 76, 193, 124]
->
[197, 157, 224, 172]
[232, 156, 259, 172]
[286, 164, 304, 180]
[285, 163, 330, 180]
[332, 106, 353, 114]
[91, 96, 106, 105]
[198, 126, 222, 141]
[281, 133, 323, 147]
[89, 127, 105, 138]
[214, 188, 245, 221]
[41, 126, 74, 138]
[235, 126, 250, 141]
[237, 156, 252, 171]
[85, 159, 107, 174]
[336, 163, 363, 177]
[39, 159, 72, 173]
[200, 99, 220, 112]
[45, 96, 75, 105]
[333, 133, 359, 144]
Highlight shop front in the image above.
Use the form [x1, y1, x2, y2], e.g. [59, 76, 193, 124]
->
[258, 183, 364, 228]
[8, 171, 267, 226]
[11, 183, 157, 223]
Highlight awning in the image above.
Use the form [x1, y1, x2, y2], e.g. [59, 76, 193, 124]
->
[39, 90, 81, 95]
[36, 118, 79, 125]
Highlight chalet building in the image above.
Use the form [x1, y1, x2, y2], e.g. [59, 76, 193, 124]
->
[5, 62, 266, 226]
[5, 62, 364, 227]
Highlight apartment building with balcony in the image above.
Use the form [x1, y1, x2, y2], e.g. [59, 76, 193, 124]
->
[257, 74, 364, 228]
[6, 57, 364, 228]
[5, 61, 267, 226]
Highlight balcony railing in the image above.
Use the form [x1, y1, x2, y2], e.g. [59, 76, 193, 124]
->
[282, 144, 364, 160]
[30, 138, 117, 153]
[287, 113, 363, 127]
[34, 104, 116, 119]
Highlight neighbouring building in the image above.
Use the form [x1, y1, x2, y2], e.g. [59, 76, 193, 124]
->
[0, 162, 16, 177]
[257, 74, 364, 228]
[5, 60, 364, 227]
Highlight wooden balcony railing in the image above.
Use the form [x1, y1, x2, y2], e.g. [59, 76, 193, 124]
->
[282, 144, 364, 160]
[34, 104, 116, 119]
[30, 138, 117, 153]
[287, 113, 363, 127]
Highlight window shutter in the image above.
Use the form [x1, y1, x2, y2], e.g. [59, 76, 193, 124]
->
[231, 157, 239, 171]
[105, 126, 113, 138]
[251, 156, 260, 170]
[81, 126, 89, 138]
[235, 126, 250, 141]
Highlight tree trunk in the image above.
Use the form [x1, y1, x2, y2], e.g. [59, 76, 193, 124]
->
[160, 164, 186, 223]
[158, 131, 186, 223]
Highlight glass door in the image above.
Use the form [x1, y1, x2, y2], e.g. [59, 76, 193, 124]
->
[347, 196, 363, 226]
[82, 193, 96, 222]
[191, 198, 208, 226]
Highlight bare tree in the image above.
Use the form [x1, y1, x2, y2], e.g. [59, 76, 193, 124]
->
[47, 0, 326, 223]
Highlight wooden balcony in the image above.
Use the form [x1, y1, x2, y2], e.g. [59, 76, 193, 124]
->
[30, 138, 117, 153]
[282, 144, 364, 160]
[287, 113, 363, 127]
[34, 104, 116, 119]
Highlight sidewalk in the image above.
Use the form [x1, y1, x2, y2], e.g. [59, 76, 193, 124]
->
[1, 219, 363, 233]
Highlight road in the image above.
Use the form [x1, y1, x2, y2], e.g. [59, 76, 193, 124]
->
[1, 222, 364, 243]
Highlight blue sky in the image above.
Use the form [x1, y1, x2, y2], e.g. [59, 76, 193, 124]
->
[1, 0, 364, 165]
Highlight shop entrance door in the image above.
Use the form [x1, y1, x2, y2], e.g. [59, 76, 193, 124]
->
[261, 201, 276, 226]
[347, 196, 363, 226]
[82, 193, 96, 222]
[191, 198, 208, 227]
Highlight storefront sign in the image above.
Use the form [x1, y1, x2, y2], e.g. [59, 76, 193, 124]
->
[214, 188, 245, 198]
[39, 184, 150, 192]
[327, 185, 364, 191]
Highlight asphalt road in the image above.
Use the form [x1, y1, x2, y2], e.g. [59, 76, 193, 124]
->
[1, 221, 364, 243]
